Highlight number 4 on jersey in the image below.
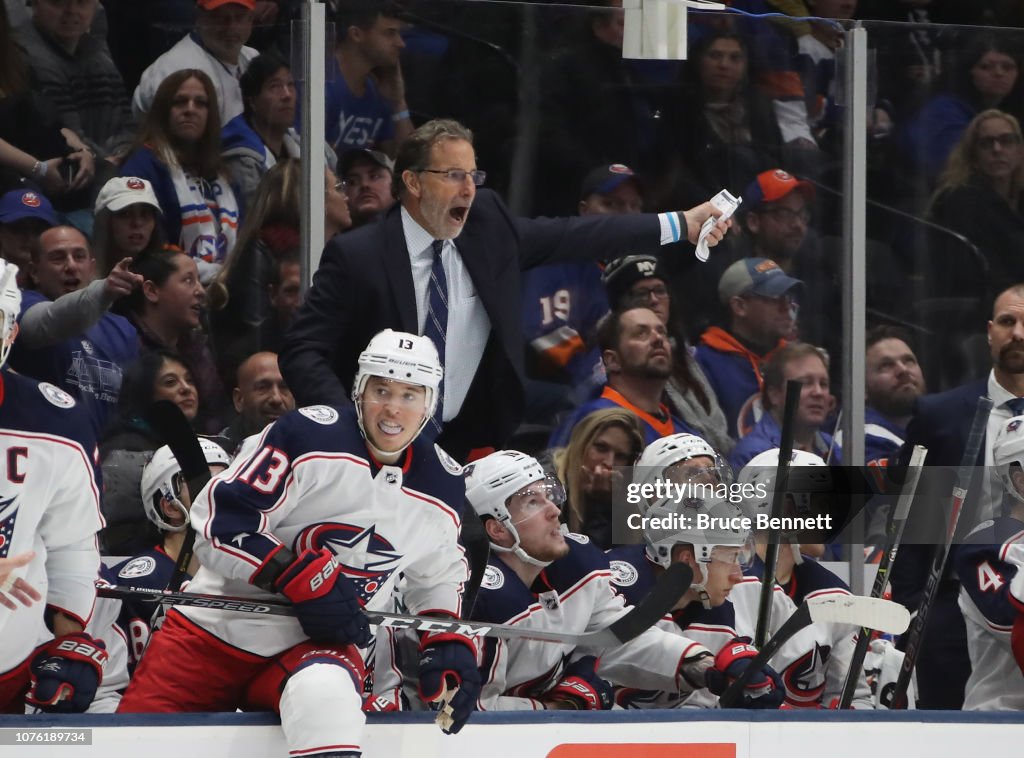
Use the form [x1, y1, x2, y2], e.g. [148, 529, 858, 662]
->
[977, 560, 1006, 592]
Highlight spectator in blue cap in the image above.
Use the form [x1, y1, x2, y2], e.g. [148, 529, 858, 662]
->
[0, 188, 57, 287]
[695, 257, 803, 438]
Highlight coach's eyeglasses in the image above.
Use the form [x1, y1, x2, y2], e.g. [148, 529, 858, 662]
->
[417, 168, 487, 186]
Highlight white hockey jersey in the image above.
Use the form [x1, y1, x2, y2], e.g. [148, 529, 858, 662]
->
[606, 544, 870, 709]
[471, 534, 709, 711]
[0, 371, 103, 675]
[954, 516, 1024, 710]
[184, 405, 469, 658]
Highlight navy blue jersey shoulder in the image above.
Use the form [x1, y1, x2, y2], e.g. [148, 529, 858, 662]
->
[471, 558, 537, 624]
[0, 369, 97, 456]
[263, 405, 463, 510]
[954, 516, 1024, 629]
[110, 548, 187, 619]
[539, 534, 612, 594]
[606, 543, 658, 608]
[747, 554, 848, 605]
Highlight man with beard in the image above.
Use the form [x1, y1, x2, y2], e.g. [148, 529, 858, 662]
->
[890, 283, 1024, 710]
[727, 342, 837, 471]
[548, 308, 699, 447]
[864, 325, 926, 466]
[340, 148, 395, 227]
[281, 119, 731, 461]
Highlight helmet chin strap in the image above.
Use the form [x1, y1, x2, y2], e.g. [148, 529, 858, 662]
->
[490, 522, 567, 569]
[691, 567, 714, 610]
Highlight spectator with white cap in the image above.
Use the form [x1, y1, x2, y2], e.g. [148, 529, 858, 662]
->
[92, 176, 166, 276]
[695, 257, 803, 438]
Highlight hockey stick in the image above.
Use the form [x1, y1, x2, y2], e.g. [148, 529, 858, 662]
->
[145, 401, 213, 592]
[836, 444, 928, 709]
[97, 561, 693, 647]
[718, 594, 911, 708]
[754, 379, 802, 648]
[885, 396, 992, 709]
[459, 506, 490, 617]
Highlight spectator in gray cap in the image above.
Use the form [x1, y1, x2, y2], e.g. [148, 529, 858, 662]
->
[602, 253, 732, 453]
[341, 147, 395, 227]
[694, 257, 803, 438]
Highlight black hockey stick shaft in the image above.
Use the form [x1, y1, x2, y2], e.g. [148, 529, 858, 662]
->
[459, 506, 490, 617]
[837, 444, 927, 709]
[98, 562, 693, 647]
[754, 379, 802, 647]
[145, 401, 213, 592]
[887, 396, 991, 709]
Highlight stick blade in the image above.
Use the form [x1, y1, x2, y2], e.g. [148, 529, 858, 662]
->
[806, 594, 910, 634]
[599, 562, 693, 646]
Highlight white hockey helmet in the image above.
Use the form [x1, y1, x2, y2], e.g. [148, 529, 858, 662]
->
[737, 448, 831, 564]
[632, 433, 731, 516]
[140, 439, 231, 532]
[465, 450, 567, 568]
[0, 263, 21, 370]
[353, 329, 443, 450]
[994, 415, 1024, 504]
[644, 494, 750, 608]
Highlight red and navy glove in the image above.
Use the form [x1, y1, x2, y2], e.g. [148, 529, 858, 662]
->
[417, 632, 481, 735]
[26, 633, 107, 713]
[705, 637, 784, 710]
[269, 548, 371, 647]
[543, 656, 614, 710]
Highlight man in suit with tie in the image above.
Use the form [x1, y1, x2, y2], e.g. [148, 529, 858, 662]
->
[892, 283, 1024, 709]
[280, 118, 731, 461]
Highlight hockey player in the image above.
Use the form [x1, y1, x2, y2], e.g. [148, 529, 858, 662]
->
[465, 449, 782, 711]
[608, 433, 811, 709]
[0, 261, 108, 715]
[737, 448, 873, 708]
[118, 329, 478, 757]
[0, 552, 41, 610]
[112, 438, 232, 671]
[954, 414, 1024, 710]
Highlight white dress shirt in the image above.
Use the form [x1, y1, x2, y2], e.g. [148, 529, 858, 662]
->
[401, 208, 491, 421]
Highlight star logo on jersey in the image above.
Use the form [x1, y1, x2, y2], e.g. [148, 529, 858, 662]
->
[782, 642, 830, 705]
[0, 495, 19, 558]
[232, 533, 250, 547]
[294, 522, 402, 604]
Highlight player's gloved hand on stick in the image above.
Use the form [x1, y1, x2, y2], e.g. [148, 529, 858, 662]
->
[26, 632, 107, 713]
[705, 637, 784, 709]
[273, 548, 371, 647]
[542, 656, 614, 710]
[418, 632, 481, 734]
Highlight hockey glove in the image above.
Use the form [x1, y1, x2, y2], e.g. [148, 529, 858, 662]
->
[542, 656, 614, 710]
[26, 633, 107, 713]
[273, 548, 372, 648]
[418, 634, 481, 735]
[705, 637, 784, 709]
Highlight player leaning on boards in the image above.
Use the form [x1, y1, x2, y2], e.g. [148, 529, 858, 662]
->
[608, 433, 795, 709]
[0, 261, 108, 714]
[464, 449, 768, 711]
[118, 330, 478, 758]
[955, 414, 1024, 710]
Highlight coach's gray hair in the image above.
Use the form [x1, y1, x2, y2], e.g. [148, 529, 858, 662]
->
[393, 119, 474, 198]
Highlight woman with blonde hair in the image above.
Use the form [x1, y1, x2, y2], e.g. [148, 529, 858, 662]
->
[553, 407, 644, 548]
[930, 108, 1024, 287]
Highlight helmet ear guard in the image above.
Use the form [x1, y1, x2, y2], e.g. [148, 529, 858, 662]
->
[0, 263, 21, 370]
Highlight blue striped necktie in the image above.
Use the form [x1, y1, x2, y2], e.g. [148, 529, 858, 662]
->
[423, 239, 448, 436]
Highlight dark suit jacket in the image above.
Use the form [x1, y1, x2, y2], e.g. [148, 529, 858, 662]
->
[279, 189, 672, 460]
